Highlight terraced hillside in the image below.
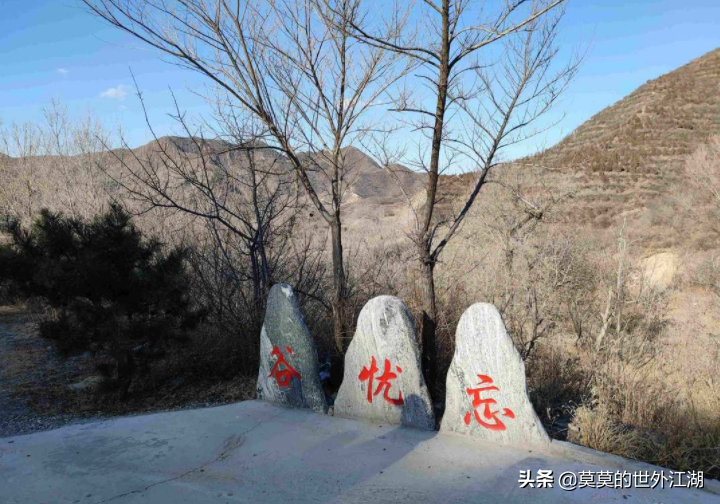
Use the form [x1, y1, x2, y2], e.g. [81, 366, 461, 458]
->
[435, 47, 720, 251]
[529, 47, 720, 232]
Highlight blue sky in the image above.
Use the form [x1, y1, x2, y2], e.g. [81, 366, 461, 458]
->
[1, 0, 720, 159]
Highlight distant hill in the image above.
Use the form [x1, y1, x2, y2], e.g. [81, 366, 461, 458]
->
[6, 48, 719, 248]
[294, 146, 425, 240]
[121, 138, 426, 240]
[541, 48, 720, 173]
[299, 146, 425, 206]
[113, 138, 424, 210]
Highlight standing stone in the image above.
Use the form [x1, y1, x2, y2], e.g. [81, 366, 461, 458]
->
[334, 296, 434, 430]
[257, 283, 327, 413]
[441, 303, 549, 446]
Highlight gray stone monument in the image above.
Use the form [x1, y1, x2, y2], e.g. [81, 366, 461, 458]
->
[334, 296, 435, 430]
[440, 303, 549, 446]
[256, 283, 327, 413]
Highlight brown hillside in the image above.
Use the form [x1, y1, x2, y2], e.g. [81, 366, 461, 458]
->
[435, 48, 720, 250]
[541, 48, 720, 174]
[531, 48, 720, 233]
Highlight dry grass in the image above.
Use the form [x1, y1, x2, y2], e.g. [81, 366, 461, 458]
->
[568, 356, 720, 478]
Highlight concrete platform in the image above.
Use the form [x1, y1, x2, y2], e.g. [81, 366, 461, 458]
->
[1, 400, 718, 503]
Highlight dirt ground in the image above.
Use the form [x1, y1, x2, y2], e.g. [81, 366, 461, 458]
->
[0, 304, 259, 439]
[0, 305, 101, 437]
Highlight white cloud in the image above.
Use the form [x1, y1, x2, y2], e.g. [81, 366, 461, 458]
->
[57, 68, 69, 75]
[100, 84, 130, 100]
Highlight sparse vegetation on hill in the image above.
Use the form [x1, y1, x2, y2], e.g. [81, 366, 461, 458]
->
[533, 48, 720, 237]
[437, 48, 720, 246]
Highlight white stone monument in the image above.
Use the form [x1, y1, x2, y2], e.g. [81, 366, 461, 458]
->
[440, 303, 549, 446]
[334, 296, 435, 430]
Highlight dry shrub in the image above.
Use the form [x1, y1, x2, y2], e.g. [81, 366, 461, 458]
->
[693, 134, 720, 180]
[0, 102, 111, 226]
[570, 403, 649, 459]
[692, 253, 720, 295]
[678, 134, 720, 244]
[564, 246, 719, 477]
[53, 321, 258, 417]
[440, 180, 719, 477]
[526, 345, 590, 437]
[128, 324, 259, 410]
[571, 359, 720, 479]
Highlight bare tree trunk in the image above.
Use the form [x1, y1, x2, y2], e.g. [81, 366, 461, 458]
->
[415, 0, 450, 395]
[330, 215, 347, 353]
[596, 286, 614, 352]
[116, 349, 136, 400]
[418, 254, 437, 391]
[248, 149, 271, 295]
[250, 247, 263, 320]
[614, 225, 627, 335]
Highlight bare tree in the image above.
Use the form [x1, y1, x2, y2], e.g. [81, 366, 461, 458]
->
[478, 171, 571, 360]
[342, 0, 579, 389]
[82, 0, 407, 353]
[0, 100, 110, 224]
[99, 92, 298, 323]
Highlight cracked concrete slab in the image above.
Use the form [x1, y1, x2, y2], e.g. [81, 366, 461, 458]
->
[1, 401, 718, 503]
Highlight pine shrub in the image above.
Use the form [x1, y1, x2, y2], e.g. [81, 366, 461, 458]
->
[0, 204, 206, 396]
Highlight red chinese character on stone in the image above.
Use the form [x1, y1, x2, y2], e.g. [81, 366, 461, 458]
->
[358, 356, 404, 406]
[269, 346, 301, 387]
[463, 374, 515, 431]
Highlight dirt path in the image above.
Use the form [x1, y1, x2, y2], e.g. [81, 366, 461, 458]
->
[0, 306, 35, 435]
[0, 305, 255, 439]
[0, 305, 98, 438]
